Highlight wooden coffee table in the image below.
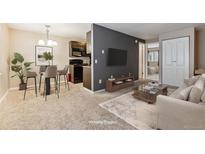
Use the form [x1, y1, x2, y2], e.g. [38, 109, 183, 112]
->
[132, 84, 168, 104]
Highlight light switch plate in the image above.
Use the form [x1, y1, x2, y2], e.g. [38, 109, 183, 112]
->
[102, 50, 104, 54]
[99, 79, 102, 84]
[95, 59, 98, 64]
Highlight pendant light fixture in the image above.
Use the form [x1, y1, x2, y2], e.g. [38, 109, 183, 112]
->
[38, 25, 58, 46]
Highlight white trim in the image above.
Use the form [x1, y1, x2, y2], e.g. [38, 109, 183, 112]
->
[83, 87, 105, 94]
[91, 24, 94, 92]
[83, 87, 94, 94]
[0, 90, 9, 104]
[94, 89, 105, 93]
[145, 43, 148, 79]
[9, 87, 19, 91]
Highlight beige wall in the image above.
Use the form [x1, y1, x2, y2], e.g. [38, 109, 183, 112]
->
[195, 28, 205, 68]
[9, 29, 89, 88]
[0, 24, 10, 98]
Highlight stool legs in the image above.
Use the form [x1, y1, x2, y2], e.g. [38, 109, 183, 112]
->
[58, 74, 69, 91]
[34, 77, 37, 97]
[39, 74, 42, 91]
[23, 77, 37, 100]
[55, 77, 59, 99]
[44, 79, 47, 101]
[44, 77, 59, 101]
[23, 78, 28, 100]
[66, 74, 69, 90]
[58, 74, 61, 92]
[64, 75, 66, 88]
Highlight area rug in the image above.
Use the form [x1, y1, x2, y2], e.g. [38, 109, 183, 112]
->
[99, 92, 157, 129]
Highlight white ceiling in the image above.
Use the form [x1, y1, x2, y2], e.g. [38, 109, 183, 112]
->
[8, 23, 92, 40]
[8, 23, 205, 41]
[98, 23, 205, 40]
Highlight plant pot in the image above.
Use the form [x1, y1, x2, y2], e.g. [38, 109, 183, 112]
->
[19, 83, 27, 90]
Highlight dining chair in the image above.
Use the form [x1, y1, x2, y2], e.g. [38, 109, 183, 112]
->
[57, 65, 69, 91]
[23, 70, 37, 100]
[43, 66, 59, 101]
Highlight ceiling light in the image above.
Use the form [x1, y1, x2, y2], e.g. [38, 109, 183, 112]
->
[52, 41, 58, 46]
[38, 25, 57, 46]
[38, 39, 45, 45]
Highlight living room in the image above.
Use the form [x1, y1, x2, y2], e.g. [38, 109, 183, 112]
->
[2, 0, 205, 153]
[2, 23, 205, 130]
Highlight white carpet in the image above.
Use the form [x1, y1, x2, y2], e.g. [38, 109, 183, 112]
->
[99, 92, 157, 129]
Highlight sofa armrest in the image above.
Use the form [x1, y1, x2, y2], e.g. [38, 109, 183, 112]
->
[156, 95, 205, 129]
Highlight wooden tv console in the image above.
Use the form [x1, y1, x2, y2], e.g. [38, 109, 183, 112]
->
[106, 75, 134, 92]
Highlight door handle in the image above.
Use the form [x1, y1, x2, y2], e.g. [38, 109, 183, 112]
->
[172, 61, 176, 62]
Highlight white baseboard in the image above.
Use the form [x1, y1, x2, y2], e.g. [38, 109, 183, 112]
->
[83, 87, 94, 94]
[83, 87, 105, 94]
[0, 90, 9, 104]
[9, 87, 19, 91]
[94, 89, 105, 93]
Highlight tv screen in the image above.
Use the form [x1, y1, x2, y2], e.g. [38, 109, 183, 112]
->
[107, 48, 127, 66]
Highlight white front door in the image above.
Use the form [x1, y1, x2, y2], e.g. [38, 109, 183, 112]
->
[162, 37, 189, 86]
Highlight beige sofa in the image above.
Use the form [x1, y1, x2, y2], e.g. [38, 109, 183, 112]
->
[156, 80, 205, 130]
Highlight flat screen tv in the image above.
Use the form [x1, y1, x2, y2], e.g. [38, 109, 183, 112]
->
[107, 48, 127, 66]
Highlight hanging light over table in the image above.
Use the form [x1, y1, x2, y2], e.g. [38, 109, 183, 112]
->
[38, 25, 58, 46]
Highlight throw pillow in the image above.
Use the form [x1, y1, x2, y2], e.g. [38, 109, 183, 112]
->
[184, 75, 200, 86]
[175, 86, 193, 100]
[188, 77, 205, 103]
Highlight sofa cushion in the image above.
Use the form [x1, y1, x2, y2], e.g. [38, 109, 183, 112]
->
[174, 86, 193, 100]
[188, 77, 205, 103]
[200, 74, 205, 102]
[169, 84, 188, 98]
[201, 91, 205, 103]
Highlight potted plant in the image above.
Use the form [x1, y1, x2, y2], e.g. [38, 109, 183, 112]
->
[43, 51, 53, 65]
[11, 52, 33, 90]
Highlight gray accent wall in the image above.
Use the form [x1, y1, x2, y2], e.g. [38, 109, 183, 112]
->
[92, 24, 144, 91]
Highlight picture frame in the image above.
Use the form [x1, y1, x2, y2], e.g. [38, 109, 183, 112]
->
[35, 45, 53, 66]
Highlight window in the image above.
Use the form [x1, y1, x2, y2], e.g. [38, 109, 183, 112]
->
[148, 51, 158, 62]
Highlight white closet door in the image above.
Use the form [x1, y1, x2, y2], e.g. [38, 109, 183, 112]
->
[162, 37, 189, 86]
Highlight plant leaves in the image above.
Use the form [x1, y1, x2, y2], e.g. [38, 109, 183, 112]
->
[11, 65, 22, 72]
[14, 52, 24, 63]
[11, 58, 17, 64]
[24, 62, 34, 67]
[11, 75, 17, 78]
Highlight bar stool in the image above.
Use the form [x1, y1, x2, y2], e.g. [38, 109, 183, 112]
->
[57, 65, 69, 91]
[39, 66, 47, 91]
[23, 70, 37, 100]
[43, 66, 59, 101]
